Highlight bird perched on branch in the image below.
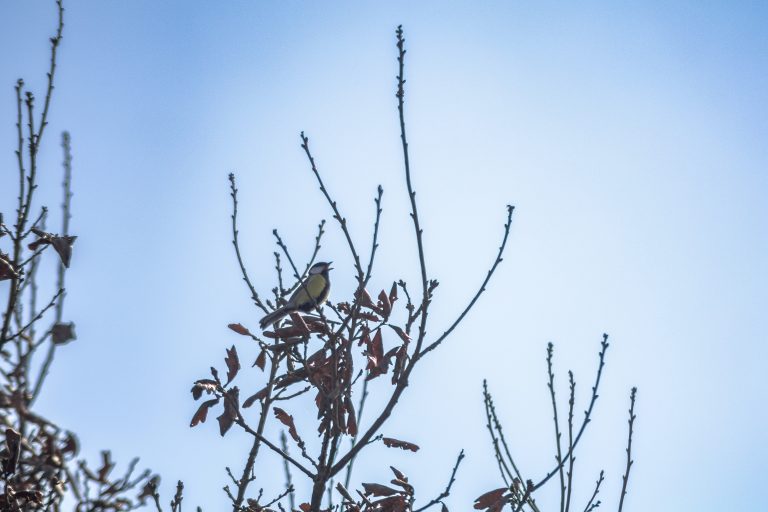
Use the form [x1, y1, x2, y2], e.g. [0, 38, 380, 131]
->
[259, 261, 333, 329]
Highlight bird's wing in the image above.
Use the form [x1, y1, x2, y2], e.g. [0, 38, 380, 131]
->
[287, 274, 327, 308]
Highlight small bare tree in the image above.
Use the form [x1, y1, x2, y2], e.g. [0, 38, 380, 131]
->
[0, 2, 157, 510]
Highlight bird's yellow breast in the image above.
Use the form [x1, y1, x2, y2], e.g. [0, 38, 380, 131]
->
[288, 273, 328, 308]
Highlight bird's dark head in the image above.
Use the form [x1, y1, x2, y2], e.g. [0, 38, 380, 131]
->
[309, 261, 333, 275]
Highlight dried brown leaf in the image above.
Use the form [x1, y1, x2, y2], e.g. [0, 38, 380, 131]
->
[273, 407, 300, 443]
[217, 387, 239, 436]
[362, 483, 398, 497]
[190, 398, 219, 427]
[389, 325, 410, 343]
[228, 323, 252, 336]
[254, 349, 267, 370]
[3, 428, 21, 476]
[378, 289, 391, 318]
[382, 437, 419, 452]
[242, 387, 268, 408]
[224, 345, 240, 385]
[473, 488, 508, 510]
[191, 379, 218, 400]
[51, 322, 76, 344]
[97, 451, 114, 482]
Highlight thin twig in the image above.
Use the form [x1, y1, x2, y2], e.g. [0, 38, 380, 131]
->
[545, 344, 566, 512]
[564, 371, 577, 512]
[413, 450, 465, 512]
[534, 335, 609, 491]
[228, 173, 269, 315]
[419, 204, 514, 357]
[5, 289, 63, 342]
[299, 133, 364, 283]
[343, 377, 369, 489]
[235, 417, 314, 479]
[30, 131, 73, 403]
[483, 381, 512, 486]
[280, 431, 296, 511]
[617, 388, 637, 512]
[582, 470, 603, 512]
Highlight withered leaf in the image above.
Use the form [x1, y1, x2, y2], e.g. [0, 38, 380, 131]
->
[366, 329, 390, 381]
[382, 437, 419, 452]
[265, 326, 310, 339]
[216, 387, 239, 436]
[357, 288, 377, 309]
[390, 466, 407, 482]
[392, 345, 408, 385]
[389, 325, 410, 343]
[288, 312, 311, 334]
[191, 379, 218, 400]
[299, 504, 311, 512]
[389, 282, 398, 307]
[228, 323, 252, 336]
[0, 252, 15, 281]
[254, 348, 267, 370]
[190, 398, 219, 427]
[139, 476, 160, 502]
[224, 345, 240, 386]
[378, 289, 391, 319]
[28, 228, 77, 268]
[273, 407, 300, 443]
[51, 322, 76, 344]
[242, 387, 268, 408]
[441, 504, 449, 512]
[473, 488, 508, 510]
[362, 483, 399, 497]
[3, 428, 21, 476]
[61, 432, 79, 456]
[97, 451, 114, 483]
[359, 311, 382, 322]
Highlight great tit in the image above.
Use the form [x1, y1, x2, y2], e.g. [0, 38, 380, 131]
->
[259, 261, 333, 329]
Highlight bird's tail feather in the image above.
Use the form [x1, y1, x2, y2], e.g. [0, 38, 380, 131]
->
[259, 307, 293, 330]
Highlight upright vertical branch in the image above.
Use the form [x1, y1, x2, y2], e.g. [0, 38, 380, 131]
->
[564, 371, 576, 512]
[534, 335, 609, 491]
[618, 388, 637, 512]
[280, 431, 296, 511]
[31, 131, 73, 402]
[546, 343, 566, 512]
[395, 26, 429, 351]
[2, 0, 64, 352]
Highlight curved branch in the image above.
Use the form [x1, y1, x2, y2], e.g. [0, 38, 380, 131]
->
[419, 205, 514, 358]
[300, 133, 364, 284]
[228, 173, 269, 315]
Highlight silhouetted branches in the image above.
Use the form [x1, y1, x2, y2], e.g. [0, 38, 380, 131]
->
[0, 2, 158, 510]
[189, 25, 516, 512]
[477, 337, 637, 512]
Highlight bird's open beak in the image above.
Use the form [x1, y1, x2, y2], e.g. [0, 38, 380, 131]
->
[327, 261, 333, 270]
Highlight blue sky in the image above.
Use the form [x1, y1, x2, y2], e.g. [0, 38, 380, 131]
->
[1, 1, 767, 510]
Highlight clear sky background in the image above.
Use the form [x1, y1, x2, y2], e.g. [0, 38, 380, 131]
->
[2, 1, 767, 510]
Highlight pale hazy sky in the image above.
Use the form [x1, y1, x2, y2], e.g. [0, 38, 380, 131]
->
[1, 1, 767, 510]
